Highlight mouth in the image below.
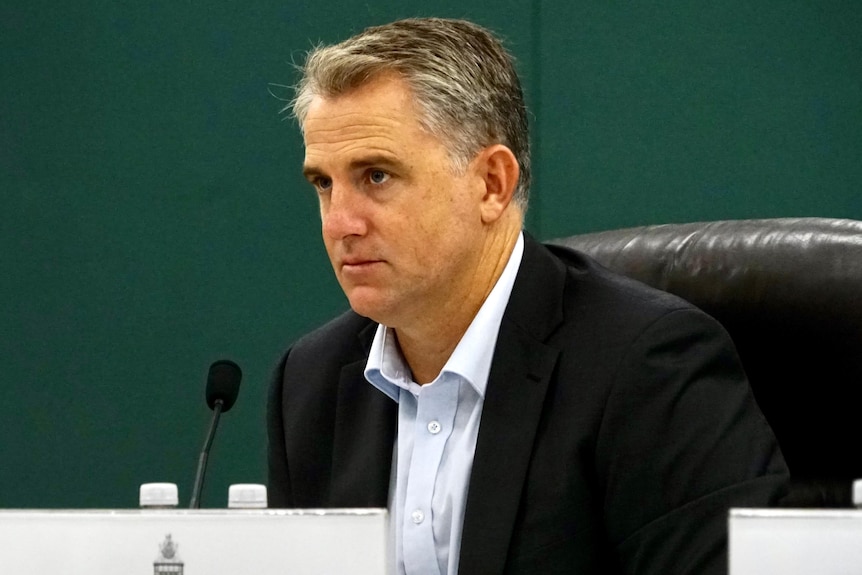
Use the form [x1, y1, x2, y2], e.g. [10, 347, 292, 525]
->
[341, 258, 384, 273]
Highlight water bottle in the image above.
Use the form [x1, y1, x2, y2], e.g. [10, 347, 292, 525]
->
[228, 483, 267, 509]
[140, 482, 179, 509]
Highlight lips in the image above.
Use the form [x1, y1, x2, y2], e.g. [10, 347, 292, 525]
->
[341, 252, 378, 262]
[340, 257, 384, 274]
[342, 256, 376, 266]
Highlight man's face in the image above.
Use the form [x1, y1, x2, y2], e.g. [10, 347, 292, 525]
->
[301, 74, 489, 329]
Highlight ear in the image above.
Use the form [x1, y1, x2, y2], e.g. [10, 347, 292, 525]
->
[475, 144, 520, 224]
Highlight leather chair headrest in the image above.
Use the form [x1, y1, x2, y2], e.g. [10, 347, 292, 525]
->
[550, 218, 862, 505]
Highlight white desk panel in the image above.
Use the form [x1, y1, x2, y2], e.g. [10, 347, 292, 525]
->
[730, 508, 862, 575]
[0, 508, 388, 574]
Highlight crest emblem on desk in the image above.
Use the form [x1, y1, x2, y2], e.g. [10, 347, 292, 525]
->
[154, 534, 184, 574]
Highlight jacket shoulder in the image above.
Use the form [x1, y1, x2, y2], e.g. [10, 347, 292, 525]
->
[544, 241, 704, 325]
[288, 310, 376, 367]
[273, 310, 376, 425]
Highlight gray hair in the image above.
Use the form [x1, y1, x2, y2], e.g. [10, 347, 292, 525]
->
[290, 18, 531, 210]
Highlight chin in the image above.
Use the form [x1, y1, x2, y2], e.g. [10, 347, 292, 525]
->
[343, 282, 412, 326]
[346, 293, 389, 323]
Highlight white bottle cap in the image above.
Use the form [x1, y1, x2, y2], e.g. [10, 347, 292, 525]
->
[853, 479, 862, 508]
[228, 483, 268, 509]
[140, 482, 179, 508]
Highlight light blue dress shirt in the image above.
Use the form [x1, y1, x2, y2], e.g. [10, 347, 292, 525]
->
[364, 232, 525, 575]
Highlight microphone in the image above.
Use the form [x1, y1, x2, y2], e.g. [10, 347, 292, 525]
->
[189, 359, 242, 509]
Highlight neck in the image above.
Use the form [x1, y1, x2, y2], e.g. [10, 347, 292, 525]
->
[396, 224, 521, 384]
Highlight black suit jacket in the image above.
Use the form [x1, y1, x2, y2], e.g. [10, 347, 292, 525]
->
[268, 235, 788, 574]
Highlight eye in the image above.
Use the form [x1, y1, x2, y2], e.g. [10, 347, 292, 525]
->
[368, 169, 390, 185]
[313, 176, 332, 192]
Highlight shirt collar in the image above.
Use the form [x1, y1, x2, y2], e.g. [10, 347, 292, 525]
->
[365, 232, 525, 401]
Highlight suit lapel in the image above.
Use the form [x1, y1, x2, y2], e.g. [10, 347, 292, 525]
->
[329, 322, 397, 507]
[458, 235, 567, 574]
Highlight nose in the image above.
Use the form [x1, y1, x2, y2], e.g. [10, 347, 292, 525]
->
[321, 184, 368, 241]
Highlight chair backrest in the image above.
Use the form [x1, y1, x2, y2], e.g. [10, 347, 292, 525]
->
[550, 218, 862, 506]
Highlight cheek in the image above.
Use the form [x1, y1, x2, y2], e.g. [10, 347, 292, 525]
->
[321, 235, 339, 266]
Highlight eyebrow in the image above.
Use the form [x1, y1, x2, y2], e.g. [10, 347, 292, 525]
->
[302, 153, 404, 181]
[302, 164, 325, 181]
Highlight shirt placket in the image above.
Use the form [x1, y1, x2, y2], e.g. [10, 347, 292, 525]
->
[401, 375, 459, 575]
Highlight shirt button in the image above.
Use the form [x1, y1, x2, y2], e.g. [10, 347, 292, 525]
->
[427, 420, 441, 434]
[411, 509, 425, 524]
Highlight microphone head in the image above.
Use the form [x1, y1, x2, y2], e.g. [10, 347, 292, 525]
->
[206, 359, 242, 412]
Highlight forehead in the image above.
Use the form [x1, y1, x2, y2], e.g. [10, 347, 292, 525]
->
[304, 75, 418, 141]
[302, 74, 443, 167]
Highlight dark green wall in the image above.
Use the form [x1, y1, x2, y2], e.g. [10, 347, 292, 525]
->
[533, 2, 862, 237]
[2, 1, 859, 508]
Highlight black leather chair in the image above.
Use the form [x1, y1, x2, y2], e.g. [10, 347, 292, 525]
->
[550, 218, 862, 507]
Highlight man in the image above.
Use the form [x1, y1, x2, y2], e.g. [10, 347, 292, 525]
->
[268, 17, 788, 574]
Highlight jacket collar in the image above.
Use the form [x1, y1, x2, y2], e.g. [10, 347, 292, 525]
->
[458, 233, 567, 574]
[328, 321, 396, 507]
